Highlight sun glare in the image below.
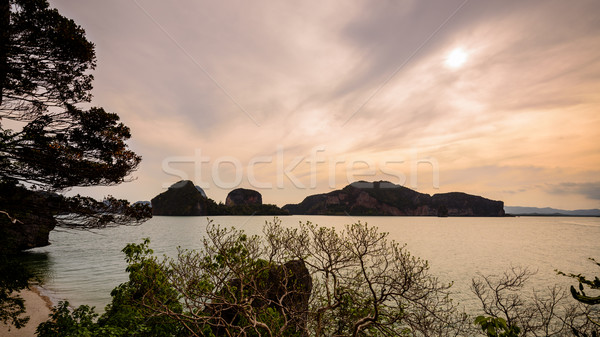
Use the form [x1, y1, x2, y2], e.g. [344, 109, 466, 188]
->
[445, 48, 468, 69]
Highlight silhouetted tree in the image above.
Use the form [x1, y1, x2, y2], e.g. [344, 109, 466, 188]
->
[0, 0, 141, 190]
[473, 267, 597, 336]
[0, 0, 150, 235]
[0, 0, 150, 329]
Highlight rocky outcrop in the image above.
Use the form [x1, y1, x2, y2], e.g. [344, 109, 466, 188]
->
[283, 181, 505, 216]
[150, 182, 288, 216]
[225, 188, 262, 206]
[0, 183, 56, 253]
[151, 180, 209, 216]
[208, 259, 312, 336]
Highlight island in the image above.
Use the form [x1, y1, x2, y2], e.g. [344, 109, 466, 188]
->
[150, 181, 288, 216]
[283, 181, 505, 216]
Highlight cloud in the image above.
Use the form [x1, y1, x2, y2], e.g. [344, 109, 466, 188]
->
[49, 0, 600, 208]
[545, 182, 600, 201]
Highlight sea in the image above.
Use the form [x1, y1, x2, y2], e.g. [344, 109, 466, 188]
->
[21, 215, 600, 314]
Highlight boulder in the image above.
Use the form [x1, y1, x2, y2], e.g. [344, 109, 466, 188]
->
[208, 259, 312, 335]
[0, 183, 56, 253]
[225, 188, 262, 206]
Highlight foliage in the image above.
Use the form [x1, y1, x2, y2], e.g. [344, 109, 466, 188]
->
[37, 220, 472, 336]
[558, 258, 600, 336]
[274, 220, 469, 337]
[558, 258, 600, 306]
[1, 0, 141, 190]
[206, 200, 290, 216]
[37, 239, 186, 337]
[36, 301, 98, 337]
[146, 220, 468, 336]
[471, 266, 597, 336]
[474, 316, 520, 337]
[36, 220, 600, 336]
[99, 238, 185, 336]
[0, 0, 150, 330]
[0, 254, 30, 329]
[0, 0, 150, 230]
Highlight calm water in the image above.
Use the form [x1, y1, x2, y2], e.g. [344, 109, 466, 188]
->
[24, 216, 600, 313]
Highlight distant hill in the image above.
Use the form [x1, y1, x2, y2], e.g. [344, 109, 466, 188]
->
[505, 206, 600, 216]
[283, 181, 505, 216]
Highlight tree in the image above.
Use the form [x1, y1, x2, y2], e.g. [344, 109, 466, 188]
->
[471, 267, 597, 336]
[45, 220, 470, 336]
[0, 0, 150, 329]
[558, 258, 600, 337]
[0, 0, 147, 222]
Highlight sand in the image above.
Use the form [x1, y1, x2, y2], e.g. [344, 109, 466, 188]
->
[0, 287, 52, 337]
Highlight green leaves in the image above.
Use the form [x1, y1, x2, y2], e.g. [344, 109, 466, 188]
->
[35, 221, 471, 336]
[36, 301, 98, 337]
[558, 258, 600, 335]
[474, 316, 521, 337]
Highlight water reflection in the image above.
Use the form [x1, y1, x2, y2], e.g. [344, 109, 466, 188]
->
[15, 250, 52, 285]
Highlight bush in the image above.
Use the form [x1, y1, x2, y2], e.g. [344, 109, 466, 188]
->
[37, 220, 470, 336]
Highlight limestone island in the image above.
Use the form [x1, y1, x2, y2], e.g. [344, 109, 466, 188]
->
[282, 181, 505, 216]
[150, 181, 288, 216]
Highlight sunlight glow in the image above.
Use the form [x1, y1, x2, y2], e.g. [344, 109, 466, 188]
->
[445, 48, 468, 69]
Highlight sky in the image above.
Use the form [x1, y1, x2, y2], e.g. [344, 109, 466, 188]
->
[50, 0, 600, 210]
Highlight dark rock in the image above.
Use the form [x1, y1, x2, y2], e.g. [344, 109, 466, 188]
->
[208, 259, 312, 335]
[225, 188, 262, 206]
[151, 180, 208, 216]
[150, 183, 288, 216]
[0, 183, 56, 253]
[283, 180, 505, 216]
[431, 192, 505, 217]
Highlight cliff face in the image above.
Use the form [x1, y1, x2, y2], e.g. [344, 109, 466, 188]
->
[225, 188, 262, 206]
[0, 183, 56, 253]
[283, 181, 504, 216]
[151, 180, 209, 216]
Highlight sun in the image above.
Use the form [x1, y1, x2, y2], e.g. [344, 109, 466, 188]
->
[445, 48, 468, 69]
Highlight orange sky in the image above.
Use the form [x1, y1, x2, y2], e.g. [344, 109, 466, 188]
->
[53, 0, 600, 209]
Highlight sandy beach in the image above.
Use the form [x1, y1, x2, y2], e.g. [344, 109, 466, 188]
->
[0, 287, 52, 337]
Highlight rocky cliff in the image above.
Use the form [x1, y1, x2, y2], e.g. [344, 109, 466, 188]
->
[225, 188, 262, 206]
[283, 181, 504, 216]
[0, 183, 56, 253]
[151, 180, 209, 216]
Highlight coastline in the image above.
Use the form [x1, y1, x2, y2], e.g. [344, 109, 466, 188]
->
[0, 286, 52, 337]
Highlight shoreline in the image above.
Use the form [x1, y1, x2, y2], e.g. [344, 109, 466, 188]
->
[0, 286, 53, 337]
[30, 285, 53, 311]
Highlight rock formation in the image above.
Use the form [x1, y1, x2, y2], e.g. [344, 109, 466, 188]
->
[283, 181, 505, 216]
[151, 180, 209, 216]
[431, 192, 505, 216]
[208, 259, 312, 335]
[225, 188, 262, 206]
[0, 183, 56, 252]
[150, 183, 288, 216]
